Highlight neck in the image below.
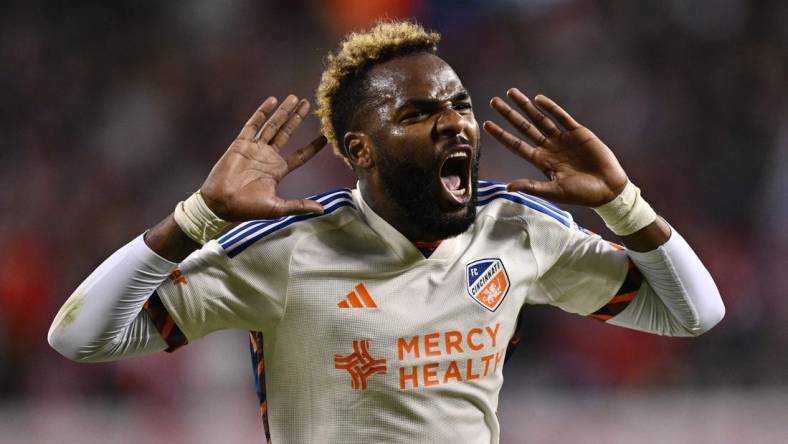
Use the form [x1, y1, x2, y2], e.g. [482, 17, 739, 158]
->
[359, 179, 443, 242]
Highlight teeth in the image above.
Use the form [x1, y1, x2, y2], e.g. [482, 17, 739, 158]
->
[448, 152, 468, 159]
[450, 187, 466, 196]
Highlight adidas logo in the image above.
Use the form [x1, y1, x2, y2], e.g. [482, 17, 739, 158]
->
[338, 283, 377, 309]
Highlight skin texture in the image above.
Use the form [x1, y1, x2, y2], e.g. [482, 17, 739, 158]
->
[345, 53, 481, 241]
[144, 56, 670, 262]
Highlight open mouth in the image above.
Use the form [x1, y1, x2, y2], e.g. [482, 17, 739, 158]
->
[438, 148, 472, 208]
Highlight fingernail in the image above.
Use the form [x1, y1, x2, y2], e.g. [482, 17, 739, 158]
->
[510, 89, 527, 100]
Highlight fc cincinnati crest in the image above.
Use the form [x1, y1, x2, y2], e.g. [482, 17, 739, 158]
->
[466, 258, 510, 312]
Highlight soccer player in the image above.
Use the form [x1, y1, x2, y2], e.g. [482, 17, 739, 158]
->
[49, 21, 724, 443]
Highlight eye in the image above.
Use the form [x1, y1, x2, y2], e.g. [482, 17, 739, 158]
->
[453, 102, 472, 112]
[401, 110, 430, 122]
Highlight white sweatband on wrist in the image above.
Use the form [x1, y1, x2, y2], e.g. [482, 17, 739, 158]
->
[592, 181, 657, 236]
[173, 191, 229, 245]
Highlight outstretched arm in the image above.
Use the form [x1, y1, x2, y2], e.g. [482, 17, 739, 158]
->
[484, 89, 724, 336]
[49, 96, 327, 361]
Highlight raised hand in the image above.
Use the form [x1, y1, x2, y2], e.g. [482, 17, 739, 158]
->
[483, 88, 628, 207]
[200, 95, 327, 222]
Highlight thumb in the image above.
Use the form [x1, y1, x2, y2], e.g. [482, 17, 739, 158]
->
[507, 179, 562, 201]
[270, 198, 325, 217]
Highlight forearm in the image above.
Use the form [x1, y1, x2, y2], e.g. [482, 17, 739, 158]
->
[610, 228, 725, 336]
[48, 235, 174, 361]
[145, 213, 201, 262]
[620, 216, 671, 252]
[593, 182, 724, 335]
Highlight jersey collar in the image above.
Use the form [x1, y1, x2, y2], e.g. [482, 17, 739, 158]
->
[352, 185, 461, 262]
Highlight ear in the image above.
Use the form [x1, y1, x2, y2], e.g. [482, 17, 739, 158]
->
[344, 132, 374, 169]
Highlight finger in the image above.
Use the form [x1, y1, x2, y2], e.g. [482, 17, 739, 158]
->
[507, 178, 563, 201]
[285, 135, 328, 172]
[270, 99, 311, 150]
[534, 95, 582, 130]
[483, 120, 543, 167]
[489, 97, 547, 147]
[271, 197, 325, 217]
[238, 97, 278, 140]
[507, 88, 561, 138]
[255, 95, 300, 144]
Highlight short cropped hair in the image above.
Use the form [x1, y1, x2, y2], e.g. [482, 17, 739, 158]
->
[316, 20, 441, 164]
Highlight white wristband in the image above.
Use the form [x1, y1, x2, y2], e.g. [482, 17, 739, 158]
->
[173, 191, 229, 245]
[592, 181, 657, 236]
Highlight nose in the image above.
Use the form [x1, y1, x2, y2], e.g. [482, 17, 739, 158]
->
[434, 108, 471, 139]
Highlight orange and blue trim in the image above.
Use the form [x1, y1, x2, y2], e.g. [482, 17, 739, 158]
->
[589, 260, 644, 321]
[143, 291, 188, 352]
[248, 331, 271, 442]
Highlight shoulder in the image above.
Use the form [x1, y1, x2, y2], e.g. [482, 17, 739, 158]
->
[476, 180, 589, 233]
[216, 188, 358, 258]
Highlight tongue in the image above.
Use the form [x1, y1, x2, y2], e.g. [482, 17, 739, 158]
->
[441, 174, 461, 191]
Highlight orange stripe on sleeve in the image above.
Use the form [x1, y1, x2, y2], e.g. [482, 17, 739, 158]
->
[608, 291, 637, 304]
[161, 317, 174, 338]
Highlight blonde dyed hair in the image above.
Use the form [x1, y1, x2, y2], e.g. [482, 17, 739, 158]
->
[316, 20, 441, 163]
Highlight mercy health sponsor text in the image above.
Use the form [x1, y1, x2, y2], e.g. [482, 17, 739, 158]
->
[395, 323, 503, 389]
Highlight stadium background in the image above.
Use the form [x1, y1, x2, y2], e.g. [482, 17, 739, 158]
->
[1, 0, 787, 442]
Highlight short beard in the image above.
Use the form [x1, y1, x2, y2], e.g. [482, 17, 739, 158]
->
[376, 151, 479, 240]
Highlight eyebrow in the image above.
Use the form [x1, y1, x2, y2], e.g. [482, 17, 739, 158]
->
[397, 91, 471, 110]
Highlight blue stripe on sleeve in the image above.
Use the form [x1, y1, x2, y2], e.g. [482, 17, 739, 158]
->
[219, 189, 355, 258]
[477, 181, 574, 228]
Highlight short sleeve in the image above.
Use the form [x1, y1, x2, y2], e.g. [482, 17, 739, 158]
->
[526, 216, 630, 315]
[156, 233, 291, 341]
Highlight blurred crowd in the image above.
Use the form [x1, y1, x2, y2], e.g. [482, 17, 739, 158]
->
[1, 0, 786, 409]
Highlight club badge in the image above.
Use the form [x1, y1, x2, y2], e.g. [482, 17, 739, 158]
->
[466, 258, 510, 312]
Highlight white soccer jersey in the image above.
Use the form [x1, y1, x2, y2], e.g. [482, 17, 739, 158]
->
[155, 181, 629, 444]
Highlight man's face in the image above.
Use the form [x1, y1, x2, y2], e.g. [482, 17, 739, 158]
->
[359, 53, 481, 240]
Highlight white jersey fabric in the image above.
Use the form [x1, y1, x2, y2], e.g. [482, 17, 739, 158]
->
[154, 181, 631, 443]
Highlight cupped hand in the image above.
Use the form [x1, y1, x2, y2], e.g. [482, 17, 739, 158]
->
[200, 95, 327, 222]
[483, 88, 628, 207]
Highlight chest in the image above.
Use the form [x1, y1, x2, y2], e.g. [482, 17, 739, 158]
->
[271, 227, 537, 391]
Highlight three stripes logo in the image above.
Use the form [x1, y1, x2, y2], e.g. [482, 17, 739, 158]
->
[337, 283, 378, 309]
